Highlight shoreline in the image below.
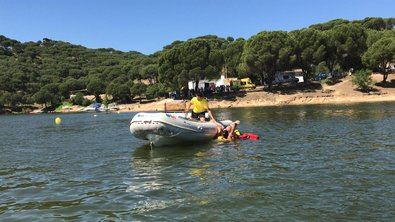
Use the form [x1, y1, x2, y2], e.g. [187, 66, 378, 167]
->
[116, 93, 395, 113]
[117, 74, 395, 113]
[2, 74, 395, 115]
[2, 92, 394, 115]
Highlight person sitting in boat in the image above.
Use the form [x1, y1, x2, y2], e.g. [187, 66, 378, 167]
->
[217, 120, 240, 141]
[185, 91, 216, 122]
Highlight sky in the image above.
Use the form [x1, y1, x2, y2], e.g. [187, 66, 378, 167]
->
[0, 0, 393, 54]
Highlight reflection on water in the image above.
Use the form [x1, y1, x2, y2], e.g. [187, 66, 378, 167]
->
[0, 103, 395, 220]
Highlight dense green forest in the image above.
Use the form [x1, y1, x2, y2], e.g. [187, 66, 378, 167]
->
[0, 17, 394, 110]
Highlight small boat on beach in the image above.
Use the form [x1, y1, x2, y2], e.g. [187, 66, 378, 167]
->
[130, 112, 232, 146]
[30, 109, 44, 114]
[81, 103, 108, 112]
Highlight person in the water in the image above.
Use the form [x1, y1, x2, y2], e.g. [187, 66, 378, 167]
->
[217, 120, 240, 141]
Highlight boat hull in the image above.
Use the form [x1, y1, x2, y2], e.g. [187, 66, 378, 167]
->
[130, 112, 231, 146]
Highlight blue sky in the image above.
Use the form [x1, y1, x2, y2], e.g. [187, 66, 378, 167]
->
[0, 0, 393, 54]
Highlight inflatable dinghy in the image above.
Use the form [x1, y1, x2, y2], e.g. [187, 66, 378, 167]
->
[130, 112, 232, 146]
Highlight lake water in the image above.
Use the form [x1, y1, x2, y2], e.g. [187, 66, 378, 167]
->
[1, 103, 394, 221]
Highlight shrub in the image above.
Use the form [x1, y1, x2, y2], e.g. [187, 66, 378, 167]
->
[145, 83, 169, 99]
[82, 99, 92, 107]
[72, 92, 85, 105]
[106, 83, 131, 103]
[321, 78, 340, 85]
[87, 78, 105, 101]
[352, 70, 373, 92]
[130, 83, 147, 100]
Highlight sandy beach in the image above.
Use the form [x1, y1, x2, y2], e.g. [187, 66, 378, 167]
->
[117, 74, 395, 112]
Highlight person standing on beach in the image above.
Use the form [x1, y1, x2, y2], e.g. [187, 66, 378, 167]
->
[185, 92, 216, 122]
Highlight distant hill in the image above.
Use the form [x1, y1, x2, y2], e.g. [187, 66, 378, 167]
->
[0, 17, 394, 111]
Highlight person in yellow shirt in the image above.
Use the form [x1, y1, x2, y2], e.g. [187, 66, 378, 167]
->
[185, 92, 216, 122]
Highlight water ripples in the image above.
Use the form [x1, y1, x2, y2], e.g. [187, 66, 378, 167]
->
[1, 103, 395, 220]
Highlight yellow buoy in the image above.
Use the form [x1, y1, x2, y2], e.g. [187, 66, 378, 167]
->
[55, 117, 62, 125]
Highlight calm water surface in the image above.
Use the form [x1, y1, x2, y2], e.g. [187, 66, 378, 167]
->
[1, 103, 394, 221]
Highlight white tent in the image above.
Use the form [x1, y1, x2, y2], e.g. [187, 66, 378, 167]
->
[215, 75, 227, 87]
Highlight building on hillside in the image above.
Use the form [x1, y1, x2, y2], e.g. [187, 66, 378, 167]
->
[188, 80, 216, 91]
[215, 75, 237, 87]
